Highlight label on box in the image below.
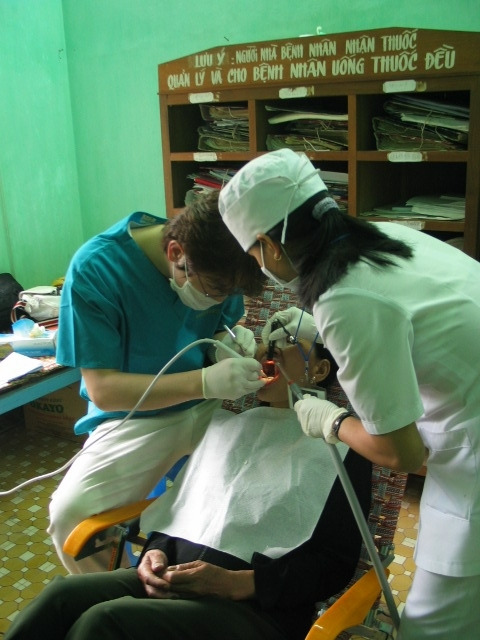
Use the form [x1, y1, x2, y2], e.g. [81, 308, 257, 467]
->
[12, 338, 56, 357]
[23, 382, 87, 441]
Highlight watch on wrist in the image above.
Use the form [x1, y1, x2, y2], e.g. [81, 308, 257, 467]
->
[332, 411, 354, 440]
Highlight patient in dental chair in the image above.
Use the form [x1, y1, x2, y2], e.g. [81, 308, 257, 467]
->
[5, 339, 371, 640]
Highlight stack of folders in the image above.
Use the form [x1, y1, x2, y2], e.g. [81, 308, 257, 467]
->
[265, 106, 348, 152]
[184, 167, 236, 205]
[364, 195, 465, 221]
[197, 104, 249, 152]
[373, 94, 469, 151]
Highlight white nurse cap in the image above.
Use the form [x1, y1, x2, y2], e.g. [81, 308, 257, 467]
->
[218, 149, 327, 250]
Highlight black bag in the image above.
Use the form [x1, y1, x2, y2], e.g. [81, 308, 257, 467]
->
[0, 273, 23, 332]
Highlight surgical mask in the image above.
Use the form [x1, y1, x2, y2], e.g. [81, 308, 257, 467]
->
[169, 263, 221, 311]
[260, 244, 300, 292]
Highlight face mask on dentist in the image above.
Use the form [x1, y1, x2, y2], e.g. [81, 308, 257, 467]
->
[260, 243, 300, 291]
[169, 263, 221, 311]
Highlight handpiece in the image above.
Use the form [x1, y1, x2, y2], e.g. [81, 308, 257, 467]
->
[267, 320, 279, 359]
[263, 321, 279, 379]
[275, 361, 304, 401]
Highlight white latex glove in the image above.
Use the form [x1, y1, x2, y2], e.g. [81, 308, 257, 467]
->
[202, 357, 266, 400]
[216, 326, 257, 360]
[261, 307, 319, 348]
[294, 394, 347, 444]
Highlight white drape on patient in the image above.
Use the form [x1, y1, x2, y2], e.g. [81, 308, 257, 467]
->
[140, 407, 348, 562]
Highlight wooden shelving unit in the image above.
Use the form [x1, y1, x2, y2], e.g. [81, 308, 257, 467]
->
[158, 27, 480, 259]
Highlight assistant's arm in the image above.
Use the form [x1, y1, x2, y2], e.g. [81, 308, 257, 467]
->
[333, 416, 426, 473]
[295, 395, 426, 472]
[306, 289, 428, 472]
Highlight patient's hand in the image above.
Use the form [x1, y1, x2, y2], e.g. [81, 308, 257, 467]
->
[163, 560, 255, 601]
[138, 549, 176, 599]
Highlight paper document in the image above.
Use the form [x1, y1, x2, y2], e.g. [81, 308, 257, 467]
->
[0, 352, 44, 384]
[362, 194, 465, 221]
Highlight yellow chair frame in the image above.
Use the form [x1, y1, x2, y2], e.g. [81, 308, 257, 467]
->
[63, 498, 392, 640]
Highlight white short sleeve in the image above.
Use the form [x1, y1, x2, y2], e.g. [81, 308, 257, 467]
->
[314, 287, 424, 434]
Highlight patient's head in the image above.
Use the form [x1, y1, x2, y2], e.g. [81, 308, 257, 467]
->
[256, 339, 338, 408]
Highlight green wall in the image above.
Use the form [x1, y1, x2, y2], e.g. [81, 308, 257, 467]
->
[1, 0, 479, 289]
[0, 0, 83, 289]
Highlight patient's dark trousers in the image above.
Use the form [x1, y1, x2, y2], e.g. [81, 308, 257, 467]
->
[4, 568, 287, 640]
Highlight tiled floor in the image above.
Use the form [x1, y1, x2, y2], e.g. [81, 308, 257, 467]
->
[380, 473, 423, 619]
[0, 411, 82, 636]
[0, 410, 423, 637]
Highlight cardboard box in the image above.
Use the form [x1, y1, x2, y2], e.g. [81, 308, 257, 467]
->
[11, 333, 56, 357]
[23, 382, 87, 442]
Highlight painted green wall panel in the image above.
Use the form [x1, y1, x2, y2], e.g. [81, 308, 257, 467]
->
[0, 0, 83, 288]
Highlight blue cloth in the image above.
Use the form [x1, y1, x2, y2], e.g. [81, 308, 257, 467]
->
[56, 212, 244, 434]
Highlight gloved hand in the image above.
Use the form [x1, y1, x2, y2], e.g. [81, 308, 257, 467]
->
[261, 308, 319, 348]
[216, 326, 257, 360]
[202, 357, 266, 400]
[294, 394, 348, 444]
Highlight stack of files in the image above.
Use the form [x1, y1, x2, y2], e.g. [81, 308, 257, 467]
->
[184, 167, 237, 205]
[365, 194, 465, 221]
[200, 104, 249, 120]
[266, 105, 348, 152]
[320, 170, 349, 212]
[373, 94, 469, 151]
[384, 95, 469, 132]
[373, 116, 467, 151]
[197, 104, 249, 152]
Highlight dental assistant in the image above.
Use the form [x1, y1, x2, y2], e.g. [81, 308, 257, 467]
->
[218, 148, 480, 640]
[49, 191, 266, 574]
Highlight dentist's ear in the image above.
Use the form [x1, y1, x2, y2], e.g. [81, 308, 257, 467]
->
[166, 240, 185, 263]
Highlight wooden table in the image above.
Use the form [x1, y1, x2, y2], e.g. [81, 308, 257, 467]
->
[0, 356, 81, 415]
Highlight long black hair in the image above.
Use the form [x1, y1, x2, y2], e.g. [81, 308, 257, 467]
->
[267, 193, 413, 309]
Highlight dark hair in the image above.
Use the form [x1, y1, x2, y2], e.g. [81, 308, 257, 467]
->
[314, 342, 338, 387]
[163, 191, 265, 298]
[267, 194, 413, 309]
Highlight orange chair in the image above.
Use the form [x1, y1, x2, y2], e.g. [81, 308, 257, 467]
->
[63, 491, 396, 639]
[63, 498, 155, 571]
[305, 567, 389, 640]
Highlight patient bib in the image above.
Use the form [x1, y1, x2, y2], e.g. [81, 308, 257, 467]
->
[141, 407, 348, 562]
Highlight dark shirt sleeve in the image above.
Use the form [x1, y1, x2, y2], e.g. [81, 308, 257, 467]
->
[252, 449, 372, 610]
[141, 532, 177, 564]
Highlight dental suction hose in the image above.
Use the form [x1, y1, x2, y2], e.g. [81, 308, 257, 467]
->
[278, 362, 400, 630]
[0, 338, 242, 497]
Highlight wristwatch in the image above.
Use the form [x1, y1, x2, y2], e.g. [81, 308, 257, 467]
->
[331, 411, 353, 440]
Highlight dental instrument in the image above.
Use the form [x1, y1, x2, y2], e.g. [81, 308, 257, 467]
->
[223, 323, 246, 356]
[278, 363, 400, 630]
[263, 320, 280, 382]
[0, 337, 244, 497]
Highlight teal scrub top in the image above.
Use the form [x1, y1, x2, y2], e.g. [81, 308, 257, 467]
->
[56, 212, 244, 434]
